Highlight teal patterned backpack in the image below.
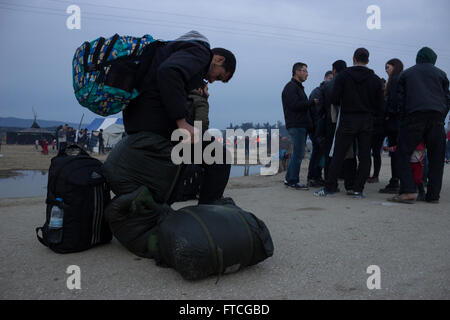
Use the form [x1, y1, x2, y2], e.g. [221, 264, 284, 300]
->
[72, 34, 164, 116]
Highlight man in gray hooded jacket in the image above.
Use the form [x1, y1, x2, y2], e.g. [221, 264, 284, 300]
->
[392, 47, 450, 204]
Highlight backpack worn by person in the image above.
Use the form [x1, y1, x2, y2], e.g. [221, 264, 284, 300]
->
[72, 33, 166, 116]
[36, 144, 112, 253]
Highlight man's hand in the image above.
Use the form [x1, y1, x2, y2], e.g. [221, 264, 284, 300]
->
[314, 99, 319, 105]
[176, 118, 200, 143]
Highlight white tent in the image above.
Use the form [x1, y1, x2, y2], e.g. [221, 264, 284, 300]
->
[85, 118, 124, 151]
[103, 123, 124, 148]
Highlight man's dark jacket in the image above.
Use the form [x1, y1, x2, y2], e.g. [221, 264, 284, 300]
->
[320, 77, 338, 126]
[123, 40, 212, 139]
[331, 66, 383, 116]
[282, 78, 314, 130]
[397, 63, 450, 117]
[309, 81, 325, 123]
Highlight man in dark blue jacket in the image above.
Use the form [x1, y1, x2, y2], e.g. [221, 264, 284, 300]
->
[282, 62, 319, 190]
[391, 47, 449, 204]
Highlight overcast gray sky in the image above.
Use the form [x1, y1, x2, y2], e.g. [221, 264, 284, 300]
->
[1, 0, 449, 129]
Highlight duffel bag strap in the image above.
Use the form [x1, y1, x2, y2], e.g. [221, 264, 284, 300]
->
[184, 208, 224, 284]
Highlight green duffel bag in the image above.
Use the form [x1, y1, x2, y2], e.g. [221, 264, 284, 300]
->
[153, 198, 274, 281]
[105, 186, 274, 280]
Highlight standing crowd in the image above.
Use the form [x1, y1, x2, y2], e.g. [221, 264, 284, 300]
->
[282, 47, 449, 204]
[55, 124, 105, 154]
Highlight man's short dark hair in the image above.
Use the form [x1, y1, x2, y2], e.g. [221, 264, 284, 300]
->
[353, 48, 369, 64]
[211, 48, 236, 81]
[292, 62, 307, 76]
[324, 71, 333, 78]
[332, 60, 347, 73]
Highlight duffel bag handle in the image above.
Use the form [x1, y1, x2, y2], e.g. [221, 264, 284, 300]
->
[58, 142, 89, 157]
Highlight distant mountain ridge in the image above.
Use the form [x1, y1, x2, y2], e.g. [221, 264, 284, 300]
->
[0, 117, 78, 129]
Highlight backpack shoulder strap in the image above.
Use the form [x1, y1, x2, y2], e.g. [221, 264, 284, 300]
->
[36, 227, 49, 247]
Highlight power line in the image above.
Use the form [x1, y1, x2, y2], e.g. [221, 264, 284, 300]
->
[44, 0, 450, 54]
[1, 1, 450, 61]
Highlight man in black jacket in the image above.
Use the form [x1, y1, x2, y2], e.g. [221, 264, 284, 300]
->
[282, 62, 319, 190]
[315, 48, 384, 197]
[318, 60, 347, 180]
[307, 71, 333, 187]
[390, 47, 449, 204]
[104, 31, 236, 205]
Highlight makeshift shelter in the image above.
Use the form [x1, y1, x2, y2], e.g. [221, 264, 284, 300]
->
[103, 123, 125, 148]
[86, 118, 123, 132]
[6, 119, 55, 145]
[86, 118, 124, 150]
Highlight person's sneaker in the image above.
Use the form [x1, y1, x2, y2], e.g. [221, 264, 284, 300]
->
[286, 182, 309, 190]
[379, 185, 399, 194]
[314, 187, 333, 197]
[352, 192, 365, 199]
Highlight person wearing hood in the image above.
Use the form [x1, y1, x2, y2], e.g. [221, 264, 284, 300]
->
[187, 81, 210, 131]
[315, 48, 384, 197]
[307, 70, 333, 187]
[389, 47, 449, 204]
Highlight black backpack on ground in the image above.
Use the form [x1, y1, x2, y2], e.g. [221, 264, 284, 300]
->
[36, 144, 112, 253]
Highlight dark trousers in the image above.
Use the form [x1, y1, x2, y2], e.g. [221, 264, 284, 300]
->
[343, 158, 357, 190]
[168, 140, 231, 205]
[385, 128, 400, 186]
[325, 114, 373, 193]
[307, 122, 324, 181]
[323, 122, 337, 180]
[397, 112, 446, 200]
[99, 142, 105, 154]
[369, 132, 385, 178]
[445, 139, 450, 160]
[285, 127, 308, 184]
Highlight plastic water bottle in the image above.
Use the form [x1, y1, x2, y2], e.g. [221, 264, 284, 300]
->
[49, 198, 64, 229]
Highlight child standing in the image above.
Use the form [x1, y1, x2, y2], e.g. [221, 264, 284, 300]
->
[385, 141, 426, 201]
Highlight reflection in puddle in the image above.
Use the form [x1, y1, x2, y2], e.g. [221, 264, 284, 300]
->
[230, 165, 263, 178]
[0, 166, 262, 199]
[0, 170, 48, 199]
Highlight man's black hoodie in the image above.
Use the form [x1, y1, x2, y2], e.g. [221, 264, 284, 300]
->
[331, 66, 384, 116]
[397, 47, 449, 117]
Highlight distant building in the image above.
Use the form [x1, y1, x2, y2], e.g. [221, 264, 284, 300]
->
[6, 119, 55, 145]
